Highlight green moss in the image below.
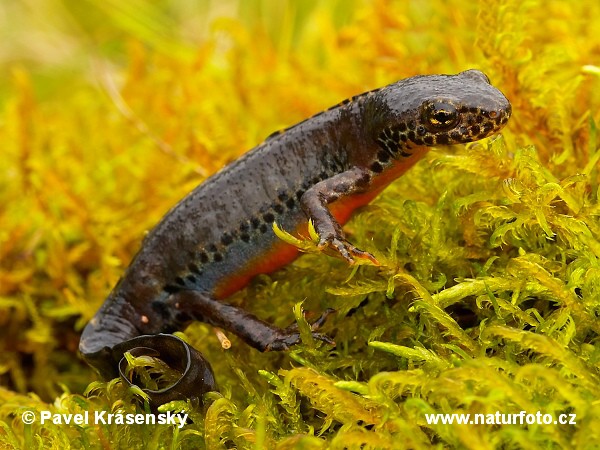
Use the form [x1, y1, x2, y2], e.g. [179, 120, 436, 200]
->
[1, 0, 600, 448]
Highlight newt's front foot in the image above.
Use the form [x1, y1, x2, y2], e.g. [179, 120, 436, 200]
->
[300, 167, 380, 265]
[317, 232, 379, 265]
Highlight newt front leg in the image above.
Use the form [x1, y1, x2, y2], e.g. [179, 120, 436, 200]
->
[301, 166, 379, 264]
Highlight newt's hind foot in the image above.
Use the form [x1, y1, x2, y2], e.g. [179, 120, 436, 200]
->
[264, 331, 334, 351]
[264, 308, 336, 351]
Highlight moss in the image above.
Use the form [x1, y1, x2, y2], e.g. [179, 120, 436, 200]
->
[1, 0, 600, 448]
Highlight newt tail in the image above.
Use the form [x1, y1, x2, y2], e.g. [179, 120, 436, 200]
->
[79, 69, 511, 406]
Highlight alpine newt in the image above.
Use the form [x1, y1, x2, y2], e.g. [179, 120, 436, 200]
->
[80, 69, 511, 405]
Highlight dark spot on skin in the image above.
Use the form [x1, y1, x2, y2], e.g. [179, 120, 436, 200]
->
[199, 251, 209, 263]
[476, 114, 485, 124]
[208, 244, 217, 253]
[175, 276, 185, 286]
[482, 122, 494, 133]
[274, 204, 284, 214]
[370, 161, 383, 173]
[259, 223, 268, 233]
[152, 300, 171, 318]
[377, 150, 390, 163]
[251, 217, 261, 229]
[356, 173, 371, 188]
[407, 131, 416, 141]
[263, 212, 275, 223]
[278, 191, 288, 202]
[328, 191, 341, 201]
[386, 142, 398, 156]
[437, 134, 450, 145]
[213, 253, 223, 262]
[286, 197, 296, 209]
[397, 122, 407, 132]
[221, 233, 233, 245]
[377, 137, 395, 154]
[188, 263, 201, 274]
[163, 285, 179, 294]
[240, 233, 250, 242]
[423, 135, 434, 145]
[296, 189, 305, 200]
[312, 176, 321, 185]
[408, 120, 416, 130]
[417, 125, 427, 136]
[450, 130, 462, 141]
[186, 274, 197, 284]
[239, 221, 250, 232]
[472, 125, 482, 136]
[574, 287, 583, 298]
[400, 134, 408, 142]
[174, 310, 193, 323]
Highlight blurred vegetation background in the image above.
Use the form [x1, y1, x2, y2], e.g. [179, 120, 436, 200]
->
[1, 0, 600, 448]
[0, 0, 357, 103]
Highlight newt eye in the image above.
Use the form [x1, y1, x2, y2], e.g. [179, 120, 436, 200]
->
[422, 101, 459, 131]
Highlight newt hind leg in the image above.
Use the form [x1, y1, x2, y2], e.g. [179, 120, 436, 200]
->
[102, 291, 333, 407]
[168, 290, 335, 351]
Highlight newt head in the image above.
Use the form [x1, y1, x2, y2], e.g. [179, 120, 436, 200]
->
[371, 69, 511, 153]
